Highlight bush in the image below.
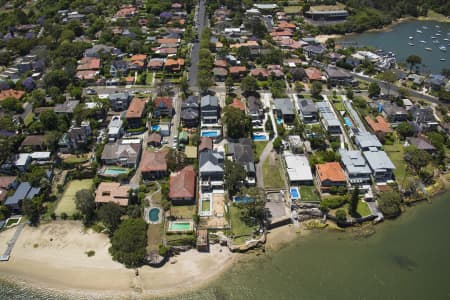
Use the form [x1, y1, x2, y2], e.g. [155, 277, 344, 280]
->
[158, 244, 170, 256]
[61, 212, 68, 220]
[85, 250, 95, 257]
[335, 209, 347, 222]
[320, 195, 348, 210]
[50, 212, 56, 220]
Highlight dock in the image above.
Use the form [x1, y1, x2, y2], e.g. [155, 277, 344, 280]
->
[0, 223, 25, 261]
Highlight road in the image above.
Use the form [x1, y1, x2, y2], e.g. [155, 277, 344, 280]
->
[188, 0, 207, 88]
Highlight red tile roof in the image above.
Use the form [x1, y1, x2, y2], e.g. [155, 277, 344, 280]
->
[365, 116, 393, 134]
[228, 98, 245, 111]
[198, 137, 213, 152]
[251, 68, 269, 77]
[214, 60, 228, 68]
[305, 67, 322, 81]
[95, 182, 130, 206]
[0, 176, 17, 189]
[140, 150, 167, 173]
[169, 165, 196, 199]
[126, 98, 147, 119]
[0, 89, 25, 101]
[157, 38, 179, 45]
[229, 66, 247, 74]
[154, 97, 173, 110]
[77, 57, 100, 71]
[316, 162, 346, 183]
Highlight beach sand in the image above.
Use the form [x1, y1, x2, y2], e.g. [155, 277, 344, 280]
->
[0, 221, 236, 299]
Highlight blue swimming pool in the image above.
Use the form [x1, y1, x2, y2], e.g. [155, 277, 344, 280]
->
[151, 125, 160, 131]
[233, 196, 255, 203]
[149, 208, 160, 222]
[344, 117, 353, 127]
[103, 167, 129, 176]
[201, 130, 219, 137]
[290, 187, 300, 200]
[276, 117, 283, 125]
[252, 134, 268, 141]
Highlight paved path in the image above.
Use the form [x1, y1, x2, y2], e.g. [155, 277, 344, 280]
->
[342, 95, 368, 133]
[0, 223, 24, 261]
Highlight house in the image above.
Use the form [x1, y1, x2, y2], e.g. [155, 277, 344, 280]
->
[315, 162, 347, 192]
[316, 102, 341, 134]
[140, 150, 168, 179]
[354, 132, 382, 151]
[267, 65, 284, 78]
[58, 121, 92, 153]
[169, 165, 196, 204]
[273, 98, 295, 124]
[54, 100, 80, 114]
[410, 105, 438, 131]
[95, 182, 130, 206]
[250, 68, 269, 79]
[339, 149, 372, 186]
[382, 102, 408, 123]
[247, 96, 264, 126]
[304, 9, 349, 20]
[283, 151, 313, 185]
[0, 89, 25, 101]
[5, 182, 40, 212]
[14, 154, 32, 172]
[425, 74, 446, 91]
[201, 95, 220, 125]
[164, 58, 185, 72]
[101, 139, 142, 168]
[125, 98, 147, 129]
[228, 98, 245, 111]
[148, 58, 164, 71]
[147, 132, 162, 147]
[406, 137, 436, 154]
[77, 57, 100, 71]
[228, 138, 256, 185]
[325, 66, 354, 86]
[110, 60, 130, 77]
[213, 67, 228, 82]
[303, 45, 326, 58]
[109, 92, 131, 111]
[229, 66, 247, 79]
[297, 98, 318, 123]
[304, 67, 323, 82]
[199, 150, 224, 191]
[365, 116, 393, 135]
[115, 5, 137, 18]
[363, 149, 396, 182]
[198, 137, 213, 153]
[0, 176, 18, 203]
[153, 97, 173, 118]
[108, 115, 124, 142]
[181, 95, 199, 128]
[20, 135, 47, 151]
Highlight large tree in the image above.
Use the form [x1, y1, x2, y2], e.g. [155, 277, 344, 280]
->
[224, 160, 246, 196]
[223, 106, 251, 139]
[377, 191, 402, 218]
[311, 81, 323, 98]
[110, 218, 147, 268]
[349, 186, 360, 217]
[98, 203, 123, 234]
[240, 76, 258, 94]
[75, 189, 95, 225]
[381, 70, 397, 97]
[22, 198, 42, 226]
[396, 121, 414, 138]
[404, 146, 431, 175]
[368, 82, 381, 98]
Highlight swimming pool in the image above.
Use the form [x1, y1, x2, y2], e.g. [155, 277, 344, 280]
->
[233, 196, 255, 203]
[276, 117, 283, 125]
[151, 125, 161, 131]
[149, 208, 160, 222]
[252, 133, 268, 141]
[103, 167, 129, 176]
[344, 117, 353, 127]
[290, 187, 300, 200]
[201, 130, 220, 137]
[168, 221, 194, 232]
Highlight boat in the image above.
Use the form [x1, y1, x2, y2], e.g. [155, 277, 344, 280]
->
[422, 26, 428, 29]
[431, 36, 437, 39]
[408, 43, 415, 46]
[409, 36, 413, 39]
[416, 29, 422, 33]
[440, 58, 446, 61]
[436, 33, 441, 36]
[435, 25, 440, 28]
[425, 47, 432, 51]
[444, 38, 449, 41]
[433, 40, 440, 44]
[420, 40, 426, 43]
[439, 46, 447, 51]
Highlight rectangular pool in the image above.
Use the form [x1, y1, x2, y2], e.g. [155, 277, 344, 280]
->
[252, 134, 268, 141]
[290, 187, 300, 200]
[201, 130, 220, 137]
[151, 125, 161, 131]
[103, 167, 129, 175]
[233, 196, 255, 203]
[344, 117, 353, 127]
[168, 221, 194, 232]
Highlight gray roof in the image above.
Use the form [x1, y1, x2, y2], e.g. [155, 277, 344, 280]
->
[325, 66, 352, 79]
[339, 149, 372, 176]
[109, 92, 130, 101]
[199, 150, 224, 173]
[298, 99, 317, 114]
[316, 101, 340, 127]
[247, 96, 263, 113]
[406, 137, 436, 151]
[101, 141, 141, 165]
[228, 138, 254, 163]
[304, 45, 325, 55]
[201, 95, 219, 108]
[363, 150, 395, 172]
[5, 182, 40, 207]
[54, 100, 80, 113]
[354, 132, 382, 149]
[382, 102, 408, 116]
[274, 98, 294, 115]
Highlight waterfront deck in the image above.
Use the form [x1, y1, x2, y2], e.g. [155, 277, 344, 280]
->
[0, 223, 25, 261]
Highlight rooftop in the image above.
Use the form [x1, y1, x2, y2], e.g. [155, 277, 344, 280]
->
[95, 182, 130, 206]
[363, 150, 396, 172]
[169, 165, 196, 199]
[126, 98, 147, 119]
[365, 116, 393, 133]
[316, 162, 346, 183]
[283, 151, 313, 182]
[140, 150, 167, 173]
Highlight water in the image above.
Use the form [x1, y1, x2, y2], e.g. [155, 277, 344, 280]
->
[290, 187, 300, 199]
[341, 20, 450, 73]
[149, 208, 160, 222]
[1, 190, 449, 299]
[252, 134, 268, 141]
[103, 167, 128, 175]
[344, 116, 353, 127]
[200, 130, 219, 137]
[151, 125, 161, 131]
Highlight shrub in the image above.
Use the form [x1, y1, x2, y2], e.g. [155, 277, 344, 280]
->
[50, 212, 56, 220]
[85, 250, 95, 257]
[335, 209, 347, 222]
[61, 212, 68, 220]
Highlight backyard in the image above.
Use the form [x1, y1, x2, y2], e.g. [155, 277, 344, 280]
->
[299, 185, 320, 202]
[254, 141, 268, 160]
[229, 206, 255, 244]
[147, 223, 164, 252]
[262, 155, 285, 189]
[54, 179, 93, 217]
[384, 142, 407, 181]
[170, 205, 196, 219]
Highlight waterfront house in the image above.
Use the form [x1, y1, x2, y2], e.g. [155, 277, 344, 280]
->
[339, 149, 372, 186]
[140, 149, 168, 179]
[406, 137, 436, 154]
[199, 149, 224, 191]
[283, 151, 313, 185]
[325, 66, 354, 86]
[363, 149, 396, 182]
[101, 139, 142, 168]
[304, 9, 349, 21]
[153, 97, 173, 118]
[273, 98, 295, 124]
[5, 182, 40, 212]
[228, 138, 256, 185]
[354, 132, 382, 151]
[95, 182, 130, 206]
[201, 95, 220, 125]
[316, 162, 347, 192]
[169, 165, 196, 205]
[125, 98, 147, 129]
[297, 98, 318, 123]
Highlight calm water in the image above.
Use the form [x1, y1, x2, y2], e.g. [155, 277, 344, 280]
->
[341, 20, 450, 74]
[1, 190, 449, 300]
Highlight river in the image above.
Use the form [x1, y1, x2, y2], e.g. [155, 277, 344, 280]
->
[0, 190, 449, 299]
[340, 20, 450, 74]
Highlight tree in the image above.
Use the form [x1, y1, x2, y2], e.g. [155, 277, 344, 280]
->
[346, 87, 354, 99]
[381, 70, 397, 97]
[368, 82, 381, 98]
[240, 76, 258, 94]
[75, 189, 96, 225]
[98, 203, 123, 234]
[335, 209, 347, 223]
[223, 106, 251, 139]
[396, 121, 414, 138]
[110, 218, 147, 268]
[311, 81, 323, 98]
[190, 134, 200, 146]
[325, 38, 335, 50]
[404, 146, 431, 175]
[406, 55, 421, 72]
[39, 110, 58, 130]
[349, 186, 359, 216]
[224, 160, 246, 196]
[166, 148, 186, 172]
[377, 191, 402, 218]
[272, 136, 282, 152]
[22, 198, 42, 226]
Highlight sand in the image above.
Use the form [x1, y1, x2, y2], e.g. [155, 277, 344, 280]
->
[0, 221, 236, 299]
[315, 34, 344, 43]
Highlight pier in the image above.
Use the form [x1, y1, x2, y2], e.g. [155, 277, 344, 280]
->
[0, 223, 25, 261]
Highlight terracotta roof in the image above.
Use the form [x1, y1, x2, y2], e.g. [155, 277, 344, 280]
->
[229, 66, 247, 74]
[77, 57, 100, 71]
[115, 6, 137, 17]
[148, 58, 164, 68]
[228, 98, 245, 111]
[147, 132, 162, 144]
[0, 89, 25, 101]
[154, 97, 173, 110]
[278, 21, 296, 29]
[270, 30, 293, 37]
[230, 41, 259, 48]
[95, 182, 130, 206]
[214, 60, 227, 68]
[21, 135, 46, 147]
[76, 70, 97, 80]
[251, 68, 269, 77]
[0, 176, 17, 189]
[131, 54, 147, 62]
[365, 116, 393, 134]
[316, 162, 346, 183]
[165, 58, 185, 67]
[305, 67, 322, 81]
[198, 137, 213, 152]
[126, 98, 146, 119]
[140, 150, 167, 173]
[157, 38, 179, 45]
[169, 165, 196, 199]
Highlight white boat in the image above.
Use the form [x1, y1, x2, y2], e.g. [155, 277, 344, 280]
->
[440, 58, 446, 61]
[439, 46, 447, 51]
[436, 33, 441, 36]
[408, 43, 415, 46]
[409, 36, 413, 39]
[444, 38, 449, 41]
[422, 26, 428, 29]
[435, 25, 440, 28]
[416, 29, 422, 33]
[425, 47, 432, 51]
[420, 40, 426, 43]
[431, 36, 437, 39]
[433, 40, 440, 44]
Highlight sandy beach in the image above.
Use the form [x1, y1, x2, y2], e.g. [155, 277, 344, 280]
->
[0, 221, 236, 299]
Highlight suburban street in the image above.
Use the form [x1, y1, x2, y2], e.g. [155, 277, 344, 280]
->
[188, 0, 207, 88]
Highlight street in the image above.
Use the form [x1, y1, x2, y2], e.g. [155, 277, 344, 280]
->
[188, 0, 207, 88]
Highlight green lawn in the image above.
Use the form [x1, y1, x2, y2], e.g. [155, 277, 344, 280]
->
[63, 156, 89, 164]
[146, 72, 153, 85]
[357, 200, 372, 217]
[334, 102, 346, 111]
[254, 141, 268, 160]
[299, 185, 320, 202]
[229, 206, 255, 238]
[147, 223, 164, 252]
[283, 5, 301, 13]
[262, 157, 285, 188]
[201, 200, 211, 212]
[55, 179, 93, 216]
[170, 205, 196, 219]
[384, 143, 407, 180]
